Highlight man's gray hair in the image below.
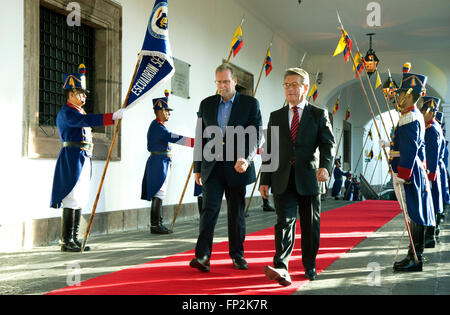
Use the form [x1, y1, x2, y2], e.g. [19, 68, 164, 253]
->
[216, 63, 236, 78]
[284, 68, 310, 86]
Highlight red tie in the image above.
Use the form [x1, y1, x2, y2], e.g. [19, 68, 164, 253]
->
[291, 106, 299, 166]
[291, 106, 299, 143]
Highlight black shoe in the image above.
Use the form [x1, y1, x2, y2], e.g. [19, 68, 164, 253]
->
[151, 225, 173, 234]
[305, 268, 317, 280]
[189, 257, 210, 272]
[263, 266, 292, 286]
[232, 257, 248, 270]
[61, 242, 81, 252]
[262, 199, 275, 212]
[393, 256, 423, 272]
[424, 238, 435, 248]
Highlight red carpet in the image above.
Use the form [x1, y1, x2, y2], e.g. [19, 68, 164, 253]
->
[47, 200, 401, 295]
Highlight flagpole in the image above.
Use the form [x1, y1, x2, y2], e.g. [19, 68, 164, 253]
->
[369, 153, 381, 184]
[326, 125, 344, 190]
[353, 37, 391, 142]
[81, 59, 141, 252]
[307, 70, 320, 103]
[353, 123, 373, 175]
[335, 10, 419, 264]
[379, 69, 396, 127]
[253, 41, 272, 98]
[171, 17, 245, 230]
[244, 40, 273, 217]
[363, 146, 373, 177]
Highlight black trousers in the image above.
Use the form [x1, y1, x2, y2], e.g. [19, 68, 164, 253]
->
[195, 162, 246, 260]
[273, 168, 321, 271]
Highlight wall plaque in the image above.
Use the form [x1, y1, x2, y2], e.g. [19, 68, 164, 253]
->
[171, 57, 190, 99]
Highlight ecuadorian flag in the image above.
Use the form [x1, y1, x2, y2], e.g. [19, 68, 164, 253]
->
[333, 98, 339, 115]
[345, 107, 351, 121]
[230, 25, 244, 57]
[333, 28, 352, 63]
[265, 50, 273, 77]
[353, 51, 364, 77]
[308, 83, 319, 102]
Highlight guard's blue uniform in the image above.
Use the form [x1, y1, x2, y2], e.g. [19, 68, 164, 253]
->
[436, 114, 450, 206]
[50, 103, 114, 208]
[442, 141, 450, 205]
[343, 176, 353, 200]
[389, 106, 435, 227]
[352, 181, 360, 201]
[141, 118, 189, 201]
[424, 119, 444, 215]
[331, 167, 348, 197]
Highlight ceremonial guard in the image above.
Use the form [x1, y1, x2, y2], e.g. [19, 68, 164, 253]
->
[331, 158, 348, 200]
[386, 70, 435, 272]
[141, 91, 193, 234]
[421, 97, 445, 246]
[343, 173, 353, 201]
[435, 111, 449, 225]
[50, 65, 125, 252]
[352, 176, 361, 201]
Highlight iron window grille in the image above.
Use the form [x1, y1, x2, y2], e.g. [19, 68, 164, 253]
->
[39, 6, 96, 126]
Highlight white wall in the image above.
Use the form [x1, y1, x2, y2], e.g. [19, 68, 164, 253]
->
[0, 0, 302, 227]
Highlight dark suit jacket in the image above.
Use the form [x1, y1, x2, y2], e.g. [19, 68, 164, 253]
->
[260, 103, 335, 195]
[194, 91, 262, 187]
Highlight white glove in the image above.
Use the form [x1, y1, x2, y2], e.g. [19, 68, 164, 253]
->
[113, 108, 127, 121]
[379, 139, 390, 149]
[392, 173, 406, 184]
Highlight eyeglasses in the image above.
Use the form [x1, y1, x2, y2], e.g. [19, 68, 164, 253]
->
[282, 82, 302, 89]
[215, 80, 232, 85]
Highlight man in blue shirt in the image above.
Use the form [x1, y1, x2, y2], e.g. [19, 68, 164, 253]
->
[190, 64, 262, 272]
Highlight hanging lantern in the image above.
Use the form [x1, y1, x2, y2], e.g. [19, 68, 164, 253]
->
[364, 33, 380, 76]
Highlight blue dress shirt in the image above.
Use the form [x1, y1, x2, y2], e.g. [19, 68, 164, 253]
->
[217, 92, 236, 135]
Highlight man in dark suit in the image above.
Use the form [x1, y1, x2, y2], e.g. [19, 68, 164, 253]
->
[259, 68, 335, 285]
[190, 63, 262, 272]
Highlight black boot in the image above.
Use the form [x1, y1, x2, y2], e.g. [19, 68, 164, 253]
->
[150, 197, 172, 234]
[197, 196, 203, 215]
[424, 225, 436, 248]
[73, 209, 90, 251]
[262, 198, 275, 212]
[435, 213, 444, 237]
[394, 221, 424, 272]
[60, 208, 81, 252]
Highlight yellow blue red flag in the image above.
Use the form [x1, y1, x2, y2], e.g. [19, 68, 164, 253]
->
[308, 83, 319, 101]
[334, 28, 352, 63]
[333, 98, 339, 115]
[265, 49, 273, 77]
[230, 25, 244, 57]
[353, 51, 364, 77]
[345, 107, 351, 121]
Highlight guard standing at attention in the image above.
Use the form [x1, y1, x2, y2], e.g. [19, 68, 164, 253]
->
[383, 68, 435, 272]
[141, 91, 194, 234]
[421, 96, 444, 247]
[435, 111, 449, 227]
[50, 64, 126, 252]
[331, 158, 348, 200]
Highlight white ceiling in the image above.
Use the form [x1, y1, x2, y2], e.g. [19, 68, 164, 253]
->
[236, 0, 450, 55]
